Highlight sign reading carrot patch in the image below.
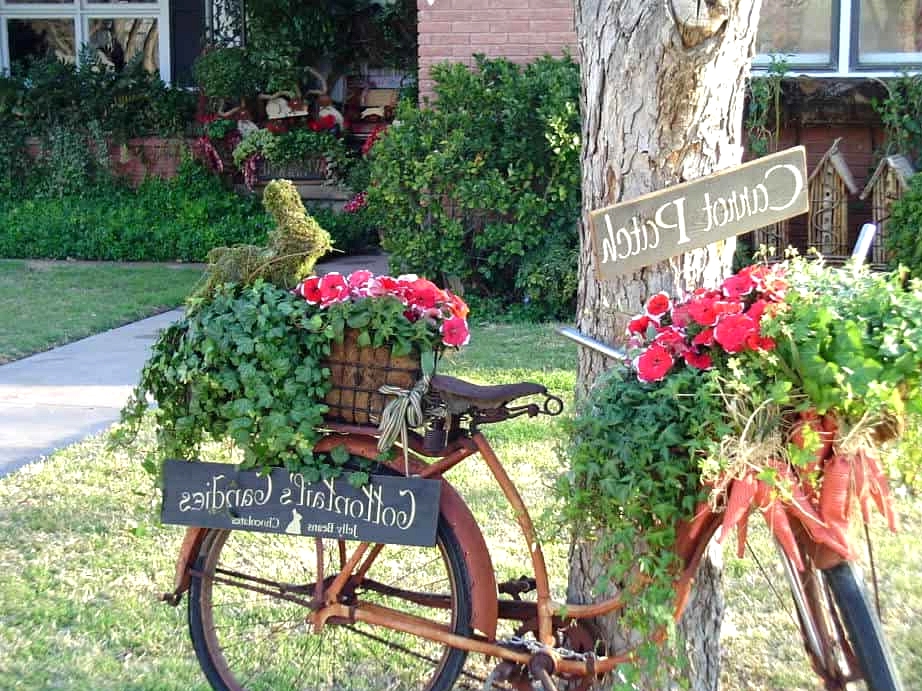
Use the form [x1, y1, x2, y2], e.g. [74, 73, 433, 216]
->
[590, 147, 808, 279]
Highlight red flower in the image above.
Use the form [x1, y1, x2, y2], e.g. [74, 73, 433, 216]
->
[298, 276, 321, 304]
[628, 314, 653, 336]
[654, 326, 688, 354]
[645, 292, 672, 320]
[692, 327, 715, 347]
[634, 343, 674, 383]
[319, 272, 349, 305]
[404, 278, 443, 310]
[745, 333, 776, 352]
[441, 316, 471, 347]
[713, 300, 744, 318]
[683, 350, 713, 370]
[713, 313, 758, 353]
[746, 299, 769, 322]
[266, 121, 289, 135]
[722, 271, 755, 299]
[688, 296, 719, 326]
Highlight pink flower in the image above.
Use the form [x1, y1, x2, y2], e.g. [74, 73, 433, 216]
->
[713, 313, 758, 353]
[746, 299, 769, 322]
[645, 292, 671, 320]
[298, 276, 321, 304]
[347, 270, 374, 294]
[634, 343, 674, 383]
[670, 303, 691, 328]
[683, 350, 713, 370]
[319, 272, 349, 305]
[441, 316, 470, 347]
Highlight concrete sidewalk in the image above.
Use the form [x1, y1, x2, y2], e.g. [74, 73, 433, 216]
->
[0, 253, 389, 477]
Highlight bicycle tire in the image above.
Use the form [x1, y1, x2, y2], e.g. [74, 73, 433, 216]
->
[187, 489, 473, 691]
[824, 561, 904, 691]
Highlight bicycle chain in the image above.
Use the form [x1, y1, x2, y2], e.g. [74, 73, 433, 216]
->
[499, 635, 591, 662]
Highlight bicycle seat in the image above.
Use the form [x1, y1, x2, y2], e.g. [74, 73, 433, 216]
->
[429, 374, 546, 413]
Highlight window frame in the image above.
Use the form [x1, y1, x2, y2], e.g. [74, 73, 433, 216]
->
[0, 0, 171, 80]
[753, 0, 922, 77]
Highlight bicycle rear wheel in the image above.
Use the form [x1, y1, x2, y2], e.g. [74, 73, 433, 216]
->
[824, 561, 903, 691]
[187, 515, 473, 691]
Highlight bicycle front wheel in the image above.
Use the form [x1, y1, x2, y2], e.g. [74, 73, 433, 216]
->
[187, 517, 473, 691]
[824, 561, 903, 691]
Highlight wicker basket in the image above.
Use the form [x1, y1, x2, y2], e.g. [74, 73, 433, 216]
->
[322, 329, 422, 425]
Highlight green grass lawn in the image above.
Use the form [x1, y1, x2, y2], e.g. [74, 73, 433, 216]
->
[0, 260, 204, 364]
[0, 322, 918, 690]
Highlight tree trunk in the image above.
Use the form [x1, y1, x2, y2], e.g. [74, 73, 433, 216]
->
[569, 1, 762, 688]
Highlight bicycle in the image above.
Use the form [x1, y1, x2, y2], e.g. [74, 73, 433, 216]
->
[162, 327, 904, 691]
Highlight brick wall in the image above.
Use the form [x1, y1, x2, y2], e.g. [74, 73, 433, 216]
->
[416, 0, 576, 99]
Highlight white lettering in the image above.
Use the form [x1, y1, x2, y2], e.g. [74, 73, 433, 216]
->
[655, 198, 690, 244]
[765, 163, 804, 212]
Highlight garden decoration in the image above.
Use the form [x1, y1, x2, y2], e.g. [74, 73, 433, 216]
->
[121, 268, 470, 480]
[154, 255, 908, 691]
[193, 178, 332, 299]
[563, 256, 922, 682]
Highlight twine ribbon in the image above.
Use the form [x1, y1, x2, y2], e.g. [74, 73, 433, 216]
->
[377, 351, 436, 475]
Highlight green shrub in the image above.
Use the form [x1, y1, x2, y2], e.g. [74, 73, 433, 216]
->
[0, 159, 271, 261]
[3, 52, 195, 140]
[367, 55, 581, 320]
[886, 172, 922, 275]
[308, 205, 379, 255]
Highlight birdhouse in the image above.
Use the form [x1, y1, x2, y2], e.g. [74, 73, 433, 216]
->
[859, 154, 915, 267]
[807, 138, 859, 261]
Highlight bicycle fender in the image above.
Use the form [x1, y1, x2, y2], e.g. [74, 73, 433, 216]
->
[314, 434, 499, 640]
[164, 526, 208, 606]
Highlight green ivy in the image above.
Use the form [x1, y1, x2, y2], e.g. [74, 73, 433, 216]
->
[559, 366, 724, 688]
[873, 73, 922, 167]
[367, 55, 581, 320]
[118, 279, 443, 479]
[886, 172, 922, 275]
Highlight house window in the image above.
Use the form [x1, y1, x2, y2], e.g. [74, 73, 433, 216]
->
[755, 0, 922, 74]
[1, 0, 170, 78]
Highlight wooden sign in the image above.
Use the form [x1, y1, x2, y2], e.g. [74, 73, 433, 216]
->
[161, 461, 441, 547]
[590, 147, 808, 279]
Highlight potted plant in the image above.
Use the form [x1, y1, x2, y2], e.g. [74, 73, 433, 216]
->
[120, 269, 469, 481]
[561, 256, 922, 678]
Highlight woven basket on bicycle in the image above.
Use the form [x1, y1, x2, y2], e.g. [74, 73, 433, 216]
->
[322, 328, 423, 425]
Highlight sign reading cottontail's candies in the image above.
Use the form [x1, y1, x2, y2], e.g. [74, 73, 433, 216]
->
[590, 146, 809, 279]
[161, 460, 442, 547]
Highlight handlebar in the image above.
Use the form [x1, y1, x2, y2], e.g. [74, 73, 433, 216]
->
[557, 327, 628, 361]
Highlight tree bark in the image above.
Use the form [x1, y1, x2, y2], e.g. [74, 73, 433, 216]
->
[569, 1, 762, 688]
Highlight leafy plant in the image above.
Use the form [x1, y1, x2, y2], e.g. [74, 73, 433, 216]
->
[232, 127, 355, 188]
[119, 272, 469, 478]
[193, 47, 261, 106]
[886, 172, 922, 276]
[0, 158, 271, 261]
[367, 55, 581, 320]
[873, 73, 922, 167]
[561, 257, 922, 686]
[745, 54, 789, 157]
[308, 205, 379, 255]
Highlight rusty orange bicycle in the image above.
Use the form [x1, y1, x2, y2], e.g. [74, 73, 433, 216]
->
[163, 328, 902, 691]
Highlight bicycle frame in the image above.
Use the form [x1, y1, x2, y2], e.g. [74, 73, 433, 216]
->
[168, 419, 852, 686]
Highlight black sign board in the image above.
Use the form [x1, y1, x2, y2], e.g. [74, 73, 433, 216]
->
[161, 460, 442, 547]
